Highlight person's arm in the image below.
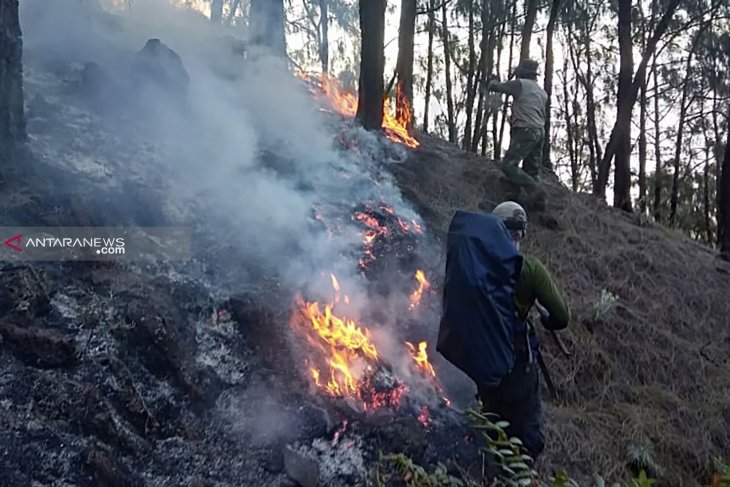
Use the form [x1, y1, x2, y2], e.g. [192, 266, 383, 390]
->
[487, 79, 522, 97]
[531, 258, 570, 330]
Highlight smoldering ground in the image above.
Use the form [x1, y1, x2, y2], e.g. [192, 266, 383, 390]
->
[19, 0, 475, 424]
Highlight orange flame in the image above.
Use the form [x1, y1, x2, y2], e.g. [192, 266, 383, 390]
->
[297, 72, 419, 148]
[406, 340, 452, 407]
[405, 341, 436, 378]
[409, 270, 431, 310]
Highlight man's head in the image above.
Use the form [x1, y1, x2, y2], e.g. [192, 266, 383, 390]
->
[492, 201, 528, 245]
[515, 59, 539, 80]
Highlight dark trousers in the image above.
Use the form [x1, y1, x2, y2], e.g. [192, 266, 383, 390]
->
[477, 359, 545, 459]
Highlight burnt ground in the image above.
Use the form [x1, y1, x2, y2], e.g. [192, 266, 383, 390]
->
[394, 133, 730, 486]
[0, 165, 486, 487]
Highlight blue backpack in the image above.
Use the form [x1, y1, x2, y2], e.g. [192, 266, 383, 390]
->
[436, 210, 529, 388]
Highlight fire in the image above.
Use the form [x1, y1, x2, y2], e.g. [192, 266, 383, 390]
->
[291, 276, 411, 410]
[406, 340, 452, 407]
[409, 270, 430, 310]
[297, 72, 420, 148]
[405, 341, 436, 378]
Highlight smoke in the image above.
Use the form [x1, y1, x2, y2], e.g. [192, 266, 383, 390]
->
[20, 0, 472, 409]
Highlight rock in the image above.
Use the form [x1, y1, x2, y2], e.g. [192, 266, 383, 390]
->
[131, 38, 190, 101]
[284, 446, 319, 487]
[0, 323, 78, 368]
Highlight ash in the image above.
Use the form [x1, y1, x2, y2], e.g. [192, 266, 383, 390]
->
[289, 433, 368, 486]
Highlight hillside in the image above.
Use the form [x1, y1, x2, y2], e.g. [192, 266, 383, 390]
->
[2, 2, 729, 486]
[395, 133, 730, 485]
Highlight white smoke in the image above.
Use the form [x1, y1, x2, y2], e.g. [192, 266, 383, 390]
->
[20, 0, 472, 408]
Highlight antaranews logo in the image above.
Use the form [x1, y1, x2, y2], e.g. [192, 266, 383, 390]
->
[4, 234, 23, 252]
[4, 234, 125, 255]
[0, 227, 190, 262]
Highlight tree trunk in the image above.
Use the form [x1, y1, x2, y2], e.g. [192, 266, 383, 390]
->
[520, 0, 538, 60]
[704, 143, 713, 244]
[0, 0, 24, 154]
[638, 73, 648, 213]
[562, 55, 577, 191]
[542, 0, 561, 170]
[395, 0, 417, 131]
[669, 26, 703, 226]
[423, 0, 436, 132]
[211, 0, 224, 22]
[319, 0, 329, 74]
[652, 52, 663, 223]
[595, 0, 682, 200]
[719, 108, 730, 259]
[249, 0, 287, 57]
[356, 0, 386, 131]
[491, 13, 506, 159]
[441, 0, 456, 143]
[227, 0, 242, 23]
[472, 0, 499, 154]
[568, 16, 601, 193]
[463, 1, 477, 150]
[497, 0, 517, 156]
[612, 0, 634, 212]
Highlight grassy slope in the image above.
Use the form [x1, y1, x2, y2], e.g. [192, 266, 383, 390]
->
[393, 133, 730, 486]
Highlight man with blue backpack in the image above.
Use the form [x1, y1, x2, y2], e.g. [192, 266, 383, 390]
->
[436, 202, 570, 459]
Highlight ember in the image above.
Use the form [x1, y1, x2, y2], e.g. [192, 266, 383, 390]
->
[297, 72, 420, 148]
[417, 404, 432, 428]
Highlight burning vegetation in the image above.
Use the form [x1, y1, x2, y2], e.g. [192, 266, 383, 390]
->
[297, 72, 420, 148]
[289, 270, 443, 415]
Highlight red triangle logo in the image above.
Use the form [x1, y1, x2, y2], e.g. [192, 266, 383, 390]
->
[4, 234, 23, 252]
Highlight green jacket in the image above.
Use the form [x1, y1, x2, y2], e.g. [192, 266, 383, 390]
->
[514, 255, 570, 330]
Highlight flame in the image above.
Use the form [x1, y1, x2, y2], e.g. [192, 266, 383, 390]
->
[409, 270, 431, 310]
[405, 341, 436, 378]
[297, 72, 419, 148]
[385, 81, 418, 148]
[406, 340, 452, 407]
[292, 276, 413, 410]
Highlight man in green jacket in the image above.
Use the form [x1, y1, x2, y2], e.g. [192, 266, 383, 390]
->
[487, 59, 549, 210]
[478, 201, 570, 459]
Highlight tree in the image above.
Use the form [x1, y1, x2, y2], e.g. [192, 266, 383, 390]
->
[595, 0, 682, 204]
[249, 0, 287, 57]
[542, 0, 562, 169]
[719, 108, 730, 259]
[423, 0, 436, 132]
[441, 0, 456, 143]
[0, 0, 25, 156]
[211, 0, 224, 23]
[318, 0, 330, 74]
[612, 0, 634, 211]
[520, 0, 539, 60]
[669, 26, 705, 226]
[395, 0, 417, 131]
[356, 0, 386, 131]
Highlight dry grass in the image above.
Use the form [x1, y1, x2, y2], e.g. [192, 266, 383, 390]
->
[393, 134, 730, 486]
